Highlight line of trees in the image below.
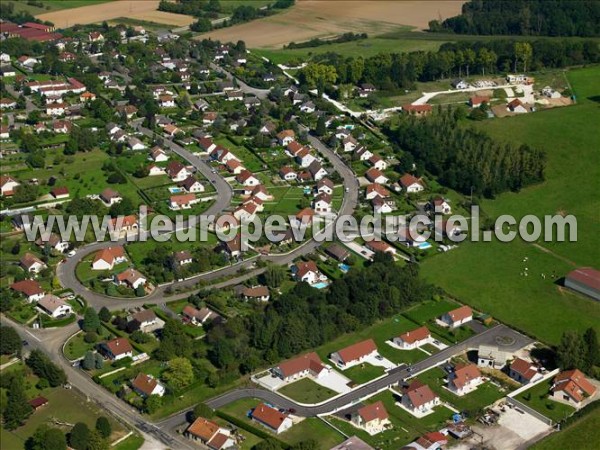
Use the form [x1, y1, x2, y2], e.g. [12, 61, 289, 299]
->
[383, 107, 546, 198]
[429, 0, 600, 37]
[286, 32, 367, 50]
[312, 38, 599, 91]
[556, 328, 599, 378]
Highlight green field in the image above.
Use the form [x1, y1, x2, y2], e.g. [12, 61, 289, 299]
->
[421, 66, 600, 345]
[514, 379, 575, 423]
[531, 408, 600, 450]
[255, 29, 445, 65]
[343, 363, 385, 385]
[10, 0, 111, 15]
[277, 378, 337, 404]
[113, 434, 144, 450]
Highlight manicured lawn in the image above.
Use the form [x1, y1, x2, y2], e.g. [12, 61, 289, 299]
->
[417, 367, 508, 414]
[113, 434, 144, 450]
[64, 329, 115, 360]
[531, 408, 600, 450]
[278, 378, 338, 404]
[514, 379, 576, 423]
[402, 299, 457, 325]
[421, 66, 600, 346]
[343, 363, 385, 385]
[219, 398, 345, 448]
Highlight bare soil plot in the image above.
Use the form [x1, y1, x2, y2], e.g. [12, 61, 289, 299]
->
[197, 0, 465, 48]
[36, 0, 195, 28]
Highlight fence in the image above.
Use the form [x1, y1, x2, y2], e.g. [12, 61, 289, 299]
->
[505, 368, 560, 426]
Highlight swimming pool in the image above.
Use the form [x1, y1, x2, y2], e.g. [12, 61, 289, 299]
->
[312, 281, 330, 289]
[418, 242, 432, 250]
[339, 263, 350, 273]
[169, 187, 184, 194]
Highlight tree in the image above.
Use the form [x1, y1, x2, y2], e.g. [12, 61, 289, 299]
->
[95, 353, 104, 370]
[144, 394, 162, 414]
[300, 63, 337, 94]
[583, 328, 599, 373]
[253, 439, 283, 450]
[192, 402, 214, 421]
[86, 430, 109, 450]
[315, 115, 326, 136]
[69, 422, 90, 450]
[82, 351, 95, 370]
[163, 357, 194, 391]
[27, 425, 67, 450]
[0, 325, 22, 355]
[109, 197, 134, 217]
[556, 330, 585, 370]
[83, 307, 101, 333]
[514, 41, 533, 72]
[95, 416, 111, 439]
[98, 306, 111, 323]
[263, 263, 286, 288]
[3, 376, 32, 430]
[84, 331, 98, 343]
[26, 349, 67, 387]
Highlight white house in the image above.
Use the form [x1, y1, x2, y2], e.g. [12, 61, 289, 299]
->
[550, 369, 597, 407]
[132, 373, 166, 397]
[291, 261, 326, 285]
[365, 168, 388, 185]
[308, 161, 327, 181]
[400, 174, 424, 193]
[330, 339, 378, 368]
[432, 197, 451, 214]
[10, 280, 45, 303]
[159, 95, 176, 108]
[46, 102, 66, 116]
[150, 147, 169, 162]
[342, 135, 358, 152]
[148, 164, 165, 176]
[37, 295, 73, 318]
[440, 305, 472, 328]
[273, 352, 326, 382]
[313, 193, 332, 214]
[393, 326, 432, 350]
[251, 403, 293, 434]
[166, 161, 190, 182]
[20, 253, 47, 274]
[92, 246, 126, 271]
[316, 178, 334, 196]
[508, 98, 528, 114]
[279, 166, 297, 181]
[402, 381, 440, 414]
[180, 176, 204, 193]
[295, 148, 316, 168]
[451, 79, 469, 89]
[185, 417, 235, 449]
[368, 155, 388, 171]
[0, 175, 20, 196]
[101, 337, 133, 361]
[276, 130, 295, 146]
[115, 268, 146, 290]
[356, 146, 373, 161]
[236, 170, 260, 187]
[448, 364, 483, 395]
[509, 358, 543, 384]
[351, 401, 390, 435]
[128, 137, 146, 151]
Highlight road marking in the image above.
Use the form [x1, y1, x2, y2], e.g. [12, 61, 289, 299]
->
[23, 328, 42, 342]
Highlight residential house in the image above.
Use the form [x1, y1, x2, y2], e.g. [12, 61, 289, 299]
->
[236, 170, 260, 187]
[250, 184, 272, 201]
[509, 358, 543, 384]
[448, 364, 483, 395]
[110, 215, 138, 235]
[331, 339, 378, 368]
[148, 164, 165, 176]
[225, 158, 245, 175]
[293, 208, 315, 227]
[469, 96, 490, 108]
[0, 125, 10, 139]
[330, 437, 374, 450]
[10, 280, 45, 303]
[273, 352, 326, 382]
[355, 146, 374, 162]
[89, 31, 104, 42]
[277, 130, 295, 146]
[28, 396, 49, 411]
[20, 253, 47, 274]
[260, 121, 277, 135]
[402, 380, 440, 414]
[219, 234, 243, 258]
[291, 260, 326, 285]
[365, 240, 396, 256]
[46, 101, 66, 116]
[198, 137, 217, 153]
[203, 111, 217, 124]
[116, 104, 137, 119]
[128, 309, 162, 333]
[101, 337, 133, 361]
[368, 155, 387, 171]
[400, 174, 424, 193]
[52, 120, 72, 134]
[159, 95, 175, 108]
[128, 137, 146, 151]
[506, 74, 528, 84]
[80, 91, 96, 102]
[440, 305, 472, 328]
[36, 294, 73, 318]
[100, 188, 122, 206]
[550, 369, 597, 407]
[451, 79, 469, 89]
[402, 104, 432, 117]
[170, 193, 199, 210]
[407, 432, 449, 450]
[432, 197, 451, 214]
[316, 178, 334, 196]
[313, 192, 333, 214]
[150, 147, 169, 162]
[241, 285, 270, 302]
[244, 97, 261, 109]
[365, 168, 388, 185]
[92, 245, 127, 270]
[251, 403, 293, 434]
[50, 186, 69, 199]
[132, 373, 165, 398]
[115, 268, 146, 290]
[0, 98, 16, 109]
[365, 184, 390, 200]
[179, 176, 205, 193]
[295, 148, 316, 168]
[308, 161, 327, 181]
[300, 101, 316, 113]
[225, 90, 243, 101]
[185, 417, 235, 449]
[342, 135, 358, 152]
[0, 175, 20, 196]
[279, 166, 297, 181]
[351, 401, 390, 435]
[507, 98, 528, 114]
[174, 250, 193, 266]
[325, 244, 349, 262]
[477, 344, 510, 370]
[393, 326, 432, 350]
[166, 161, 190, 182]
[182, 305, 220, 326]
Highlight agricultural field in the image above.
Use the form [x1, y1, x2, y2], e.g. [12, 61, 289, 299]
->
[35, 0, 195, 28]
[531, 408, 600, 450]
[421, 66, 600, 346]
[11, 0, 111, 15]
[197, 0, 465, 49]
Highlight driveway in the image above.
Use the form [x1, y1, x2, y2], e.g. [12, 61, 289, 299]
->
[363, 353, 395, 370]
[316, 368, 353, 394]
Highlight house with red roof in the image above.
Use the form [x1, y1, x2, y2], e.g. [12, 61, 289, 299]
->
[273, 352, 326, 382]
[10, 280, 45, 302]
[550, 369, 596, 407]
[439, 305, 473, 328]
[1, 175, 20, 196]
[291, 260, 326, 286]
[400, 174, 424, 193]
[185, 417, 235, 449]
[351, 401, 390, 435]
[114, 268, 146, 290]
[251, 403, 293, 434]
[507, 98, 528, 113]
[331, 339, 378, 368]
[276, 129, 295, 146]
[92, 246, 126, 271]
[401, 380, 440, 415]
[408, 431, 448, 450]
[235, 170, 260, 187]
[182, 305, 221, 326]
[365, 168, 388, 185]
[132, 373, 165, 398]
[365, 240, 396, 256]
[100, 337, 133, 361]
[448, 363, 483, 395]
[37, 294, 73, 318]
[509, 358, 543, 385]
[170, 193, 199, 210]
[402, 104, 432, 116]
[392, 326, 432, 350]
